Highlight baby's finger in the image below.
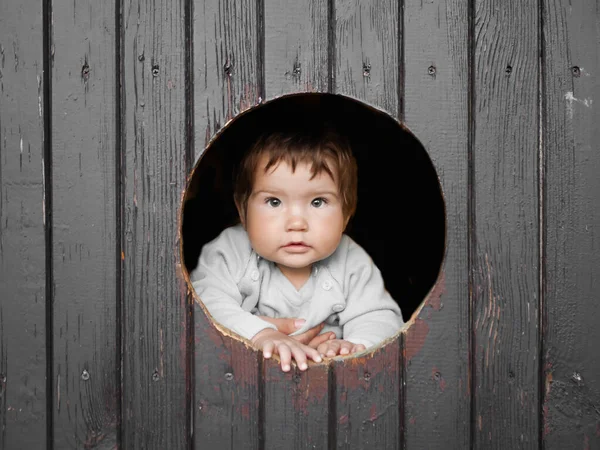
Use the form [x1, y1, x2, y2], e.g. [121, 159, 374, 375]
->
[307, 331, 335, 349]
[318, 341, 340, 357]
[290, 347, 308, 371]
[277, 343, 292, 372]
[303, 346, 323, 364]
[317, 341, 334, 356]
[316, 341, 329, 357]
[262, 341, 275, 359]
[327, 341, 340, 357]
[339, 341, 355, 355]
[352, 344, 366, 354]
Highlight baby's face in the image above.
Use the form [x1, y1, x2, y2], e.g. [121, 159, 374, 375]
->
[242, 155, 346, 283]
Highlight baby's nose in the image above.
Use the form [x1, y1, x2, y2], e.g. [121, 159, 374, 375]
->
[286, 214, 308, 231]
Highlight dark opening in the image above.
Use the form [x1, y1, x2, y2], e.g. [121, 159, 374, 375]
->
[182, 93, 445, 321]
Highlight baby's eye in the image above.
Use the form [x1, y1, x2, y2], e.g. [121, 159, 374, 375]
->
[265, 197, 281, 207]
[311, 197, 328, 208]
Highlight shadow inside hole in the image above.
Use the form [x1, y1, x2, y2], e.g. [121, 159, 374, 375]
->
[182, 93, 446, 321]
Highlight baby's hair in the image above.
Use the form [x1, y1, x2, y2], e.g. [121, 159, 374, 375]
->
[234, 126, 358, 222]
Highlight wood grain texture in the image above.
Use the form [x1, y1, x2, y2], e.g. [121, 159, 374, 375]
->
[542, 1, 600, 448]
[259, 3, 331, 447]
[191, 1, 262, 447]
[0, 1, 46, 448]
[335, 0, 399, 116]
[472, 1, 539, 447]
[263, 360, 330, 450]
[193, 305, 261, 449]
[50, 1, 119, 447]
[121, 0, 190, 447]
[264, 0, 329, 96]
[333, 1, 402, 448]
[193, 0, 262, 161]
[333, 342, 401, 450]
[402, 0, 470, 447]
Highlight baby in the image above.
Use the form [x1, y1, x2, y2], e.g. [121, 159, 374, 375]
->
[190, 126, 403, 371]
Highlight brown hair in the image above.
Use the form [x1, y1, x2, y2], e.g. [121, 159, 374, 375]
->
[234, 128, 358, 222]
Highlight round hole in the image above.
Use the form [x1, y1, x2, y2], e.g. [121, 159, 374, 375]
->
[182, 92, 445, 326]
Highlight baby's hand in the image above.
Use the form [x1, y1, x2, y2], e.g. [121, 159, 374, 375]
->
[256, 316, 336, 348]
[317, 339, 366, 358]
[251, 328, 323, 372]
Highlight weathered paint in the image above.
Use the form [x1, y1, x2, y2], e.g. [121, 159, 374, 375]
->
[403, 319, 429, 363]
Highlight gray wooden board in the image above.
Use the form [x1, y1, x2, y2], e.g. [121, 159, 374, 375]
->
[264, 0, 329, 96]
[0, 1, 47, 447]
[334, 0, 399, 118]
[263, 361, 330, 450]
[402, 0, 470, 447]
[192, 1, 263, 446]
[261, 2, 331, 448]
[50, 1, 119, 447]
[121, 0, 190, 447]
[333, 1, 402, 447]
[333, 342, 402, 450]
[472, 1, 540, 447]
[193, 0, 262, 161]
[193, 306, 261, 449]
[542, 1, 600, 447]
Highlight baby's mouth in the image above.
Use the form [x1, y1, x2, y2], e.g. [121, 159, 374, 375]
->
[283, 242, 310, 251]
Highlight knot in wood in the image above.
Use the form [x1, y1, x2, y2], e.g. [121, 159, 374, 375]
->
[292, 373, 302, 384]
[224, 61, 233, 77]
[505, 65, 512, 75]
[81, 63, 90, 81]
[152, 370, 160, 382]
[152, 65, 160, 77]
[224, 372, 234, 381]
[571, 372, 583, 384]
[362, 62, 371, 77]
[81, 370, 90, 381]
[363, 372, 371, 382]
[428, 65, 436, 76]
[572, 66, 581, 77]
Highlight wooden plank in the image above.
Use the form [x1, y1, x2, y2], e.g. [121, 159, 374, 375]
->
[50, 1, 119, 448]
[472, 1, 539, 447]
[332, 342, 401, 449]
[542, 1, 600, 448]
[0, 1, 47, 448]
[335, 0, 399, 117]
[193, 307, 261, 449]
[121, 0, 190, 447]
[264, 0, 329, 96]
[193, 0, 262, 161]
[191, 1, 262, 447]
[402, 0, 470, 447]
[263, 361, 330, 450]
[258, 2, 333, 448]
[333, 1, 402, 448]
[264, 0, 331, 443]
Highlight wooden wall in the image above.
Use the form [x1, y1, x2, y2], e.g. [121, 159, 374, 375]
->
[1, 0, 598, 449]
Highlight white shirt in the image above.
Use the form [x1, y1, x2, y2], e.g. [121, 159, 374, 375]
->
[190, 224, 404, 348]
